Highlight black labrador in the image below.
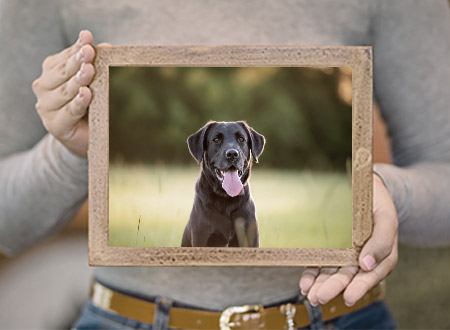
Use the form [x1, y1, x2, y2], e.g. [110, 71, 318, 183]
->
[181, 121, 265, 247]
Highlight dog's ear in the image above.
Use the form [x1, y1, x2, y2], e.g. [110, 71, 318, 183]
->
[187, 121, 215, 164]
[239, 121, 266, 163]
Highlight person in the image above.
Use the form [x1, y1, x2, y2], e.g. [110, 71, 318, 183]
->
[0, 0, 449, 328]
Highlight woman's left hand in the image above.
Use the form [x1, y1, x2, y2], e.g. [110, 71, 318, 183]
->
[299, 174, 398, 306]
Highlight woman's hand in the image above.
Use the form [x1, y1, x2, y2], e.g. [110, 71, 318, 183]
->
[32, 30, 95, 158]
[299, 174, 398, 306]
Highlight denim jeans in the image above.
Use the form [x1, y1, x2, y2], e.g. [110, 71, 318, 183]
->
[73, 295, 396, 330]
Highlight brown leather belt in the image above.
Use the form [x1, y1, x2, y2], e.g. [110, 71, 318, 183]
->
[90, 280, 385, 329]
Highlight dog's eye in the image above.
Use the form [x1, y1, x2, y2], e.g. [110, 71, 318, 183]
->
[238, 136, 245, 143]
[213, 137, 221, 143]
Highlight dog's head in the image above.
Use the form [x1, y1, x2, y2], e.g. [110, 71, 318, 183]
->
[187, 121, 265, 197]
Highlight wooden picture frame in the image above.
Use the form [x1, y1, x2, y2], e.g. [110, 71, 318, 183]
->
[89, 46, 373, 266]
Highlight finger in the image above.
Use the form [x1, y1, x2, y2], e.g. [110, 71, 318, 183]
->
[343, 269, 379, 307]
[46, 30, 94, 70]
[315, 266, 359, 304]
[344, 236, 398, 306]
[359, 179, 398, 271]
[38, 44, 95, 91]
[39, 62, 94, 112]
[299, 267, 320, 295]
[307, 267, 339, 306]
[51, 86, 92, 139]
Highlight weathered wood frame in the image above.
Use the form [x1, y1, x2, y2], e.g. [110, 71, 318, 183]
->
[89, 46, 373, 266]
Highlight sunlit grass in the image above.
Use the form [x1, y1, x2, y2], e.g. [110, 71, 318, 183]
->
[109, 164, 352, 248]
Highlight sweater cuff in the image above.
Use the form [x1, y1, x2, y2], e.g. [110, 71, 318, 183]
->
[373, 163, 411, 224]
[48, 134, 88, 185]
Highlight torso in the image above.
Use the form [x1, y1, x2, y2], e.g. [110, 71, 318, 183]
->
[69, 0, 373, 310]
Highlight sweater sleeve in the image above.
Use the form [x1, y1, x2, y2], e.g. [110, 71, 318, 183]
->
[0, 135, 88, 256]
[0, 0, 88, 256]
[372, 0, 450, 246]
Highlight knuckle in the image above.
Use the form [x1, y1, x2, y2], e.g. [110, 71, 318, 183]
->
[380, 241, 393, 256]
[373, 242, 391, 261]
[32, 79, 40, 94]
[64, 102, 75, 118]
[357, 276, 373, 290]
[340, 266, 359, 278]
[58, 63, 69, 79]
[60, 69, 67, 79]
[59, 84, 68, 98]
[35, 101, 43, 114]
[65, 99, 85, 119]
[58, 62, 67, 77]
[332, 275, 350, 288]
[370, 233, 393, 254]
[42, 55, 54, 70]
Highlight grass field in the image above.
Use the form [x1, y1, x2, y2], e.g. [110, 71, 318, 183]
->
[109, 164, 352, 248]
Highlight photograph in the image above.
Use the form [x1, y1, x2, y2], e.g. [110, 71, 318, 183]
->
[108, 66, 353, 249]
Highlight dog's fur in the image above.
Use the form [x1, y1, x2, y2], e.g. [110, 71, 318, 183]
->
[181, 121, 265, 247]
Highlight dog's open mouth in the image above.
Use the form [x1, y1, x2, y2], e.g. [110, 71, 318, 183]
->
[214, 167, 244, 197]
[214, 167, 243, 182]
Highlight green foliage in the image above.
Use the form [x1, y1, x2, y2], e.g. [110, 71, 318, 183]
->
[109, 67, 351, 170]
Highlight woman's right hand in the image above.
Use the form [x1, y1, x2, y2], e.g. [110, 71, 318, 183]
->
[32, 30, 95, 158]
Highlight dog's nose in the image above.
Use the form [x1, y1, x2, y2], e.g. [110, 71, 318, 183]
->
[226, 149, 239, 161]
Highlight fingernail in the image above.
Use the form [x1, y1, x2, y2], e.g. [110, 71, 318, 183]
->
[78, 31, 84, 45]
[76, 49, 85, 62]
[77, 88, 84, 100]
[345, 300, 355, 307]
[363, 255, 376, 271]
[76, 63, 86, 80]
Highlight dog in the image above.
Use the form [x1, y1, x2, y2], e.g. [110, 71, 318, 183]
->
[181, 121, 265, 247]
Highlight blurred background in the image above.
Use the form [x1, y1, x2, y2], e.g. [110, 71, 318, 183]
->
[108, 67, 352, 248]
[1, 67, 449, 328]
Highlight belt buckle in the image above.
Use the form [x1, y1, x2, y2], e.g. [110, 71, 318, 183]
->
[220, 304, 264, 330]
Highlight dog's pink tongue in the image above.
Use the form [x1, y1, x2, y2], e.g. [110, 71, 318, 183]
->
[222, 170, 243, 197]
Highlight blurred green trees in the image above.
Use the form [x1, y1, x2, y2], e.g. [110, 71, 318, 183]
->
[109, 67, 351, 170]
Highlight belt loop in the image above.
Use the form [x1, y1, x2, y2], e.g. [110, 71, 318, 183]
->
[303, 299, 325, 330]
[153, 297, 173, 330]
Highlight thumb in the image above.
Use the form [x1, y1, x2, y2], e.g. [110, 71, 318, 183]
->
[359, 233, 392, 272]
[359, 175, 398, 271]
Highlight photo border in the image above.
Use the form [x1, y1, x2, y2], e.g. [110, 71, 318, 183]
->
[89, 46, 373, 266]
